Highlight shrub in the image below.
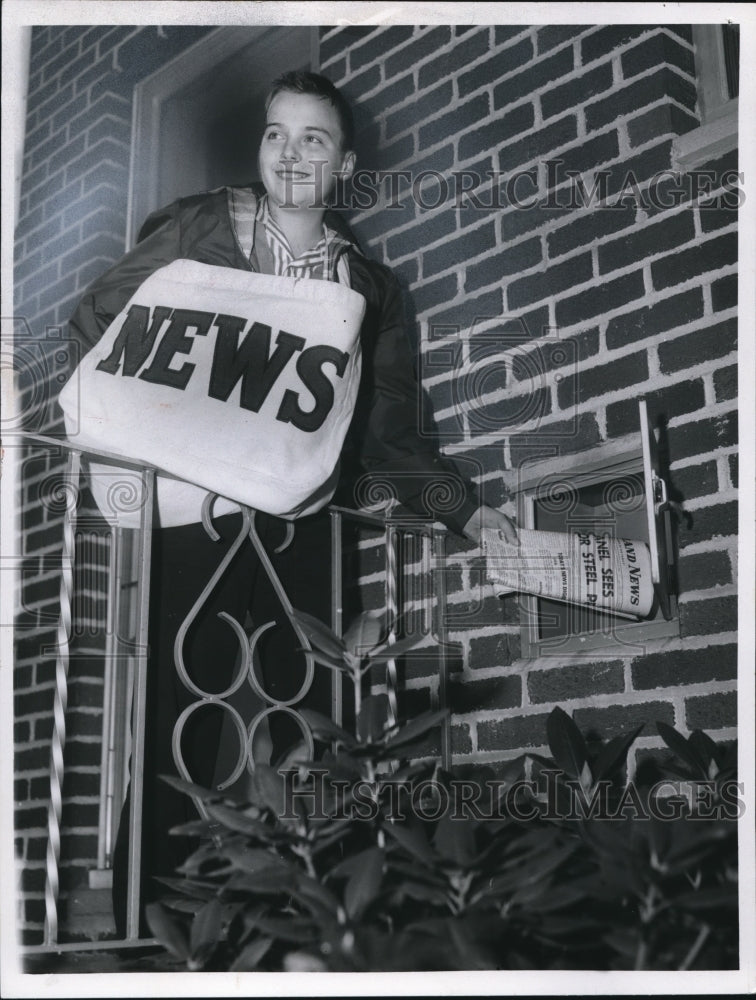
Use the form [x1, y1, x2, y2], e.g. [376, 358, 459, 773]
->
[145, 611, 739, 972]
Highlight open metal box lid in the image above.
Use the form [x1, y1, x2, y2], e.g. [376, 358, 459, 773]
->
[640, 398, 676, 620]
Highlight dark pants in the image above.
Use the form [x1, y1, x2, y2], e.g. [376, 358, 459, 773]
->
[112, 508, 333, 936]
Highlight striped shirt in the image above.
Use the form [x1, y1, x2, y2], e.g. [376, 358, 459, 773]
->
[257, 194, 352, 285]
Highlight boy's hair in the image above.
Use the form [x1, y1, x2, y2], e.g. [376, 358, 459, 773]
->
[265, 71, 354, 151]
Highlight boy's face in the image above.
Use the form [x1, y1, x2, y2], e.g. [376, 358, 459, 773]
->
[259, 91, 355, 210]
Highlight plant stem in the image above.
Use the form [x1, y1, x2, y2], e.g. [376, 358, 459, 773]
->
[679, 923, 710, 971]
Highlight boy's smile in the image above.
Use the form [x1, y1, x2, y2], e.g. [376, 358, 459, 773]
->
[259, 91, 355, 212]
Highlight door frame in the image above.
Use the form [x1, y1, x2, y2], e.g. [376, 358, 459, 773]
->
[126, 25, 320, 249]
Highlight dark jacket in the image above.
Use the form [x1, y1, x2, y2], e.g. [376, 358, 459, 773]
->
[68, 187, 478, 534]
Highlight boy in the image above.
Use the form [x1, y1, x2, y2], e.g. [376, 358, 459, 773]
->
[68, 71, 515, 933]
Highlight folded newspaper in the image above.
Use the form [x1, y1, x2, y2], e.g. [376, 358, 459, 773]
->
[482, 527, 655, 618]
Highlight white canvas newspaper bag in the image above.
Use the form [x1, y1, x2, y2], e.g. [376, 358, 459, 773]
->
[60, 259, 366, 526]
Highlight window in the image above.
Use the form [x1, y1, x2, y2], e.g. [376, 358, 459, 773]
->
[516, 402, 678, 658]
[672, 24, 739, 171]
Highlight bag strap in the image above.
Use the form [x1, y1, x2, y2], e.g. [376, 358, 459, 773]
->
[228, 187, 278, 275]
[228, 187, 258, 262]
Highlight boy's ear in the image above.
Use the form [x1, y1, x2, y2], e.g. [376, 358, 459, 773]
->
[340, 149, 356, 179]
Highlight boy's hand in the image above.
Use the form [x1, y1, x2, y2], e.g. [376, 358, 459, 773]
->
[462, 504, 518, 545]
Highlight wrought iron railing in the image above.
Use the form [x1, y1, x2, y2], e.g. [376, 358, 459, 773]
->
[17, 433, 453, 956]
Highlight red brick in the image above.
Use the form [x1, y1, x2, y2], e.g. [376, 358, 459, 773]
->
[528, 660, 624, 703]
[458, 37, 533, 97]
[658, 317, 737, 375]
[424, 220, 497, 279]
[419, 29, 490, 89]
[427, 287, 502, 331]
[492, 47, 574, 110]
[542, 63, 613, 121]
[587, 69, 696, 129]
[468, 632, 521, 670]
[537, 25, 585, 54]
[728, 454, 737, 488]
[512, 328, 600, 381]
[555, 270, 645, 329]
[465, 235, 542, 293]
[509, 413, 603, 470]
[711, 274, 737, 312]
[668, 413, 737, 463]
[679, 501, 738, 547]
[319, 26, 374, 66]
[627, 103, 699, 149]
[386, 82, 452, 141]
[349, 25, 415, 71]
[447, 675, 522, 713]
[508, 252, 592, 311]
[499, 115, 578, 174]
[622, 31, 695, 80]
[573, 700, 675, 739]
[547, 129, 620, 181]
[458, 102, 533, 164]
[387, 209, 456, 259]
[679, 595, 737, 636]
[685, 691, 736, 731]
[632, 644, 736, 689]
[384, 27, 452, 80]
[677, 550, 732, 592]
[547, 203, 637, 259]
[605, 378, 705, 438]
[605, 287, 704, 349]
[651, 232, 738, 291]
[557, 350, 648, 408]
[669, 461, 719, 501]
[714, 364, 737, 403]
[478, 712, 551, 751]
[581, 26, 651, 64]
[598, 211, 695, 275]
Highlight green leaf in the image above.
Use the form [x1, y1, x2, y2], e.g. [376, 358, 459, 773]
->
[220, 845, 292, 877]
[189, 897, 223, 967]
[344, 610, 384, 658]
[251, 914, 318, 943]
[366, 632, 427, 664]
[205, 802, 273, 839]
[384, 709, 448, 750]
[298, 646, 353, 674]
[153, 876, 219, 901]
[145, 902, 190, 961]
[592, 724, 644, 781]
[292, 874, 342, 919]
[674, 886, 738, 911]
[657, 722, 706, 776]
[344, 846, 384, 920]
[546, 707, 587, 780]
[688, 729, 719, 774]
[290, 608, 347, 659]
[300, 709, 357, 748]
[357, 693, 387, 743]
[249, 764, 286, 814]
[158, 773, 224, 804]
[432, 813, 478, 867]
[228, 936, 273, 971]
[383, 821, 435, 868]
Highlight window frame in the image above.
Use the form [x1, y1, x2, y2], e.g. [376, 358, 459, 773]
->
[672, 24, 739, 171]
[515, 442, 679, 660]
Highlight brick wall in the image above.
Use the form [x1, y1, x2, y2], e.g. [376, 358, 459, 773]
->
[319, 24, 737, 775]
[14, 22, 738, 944]
[13, 24, 213, 945]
